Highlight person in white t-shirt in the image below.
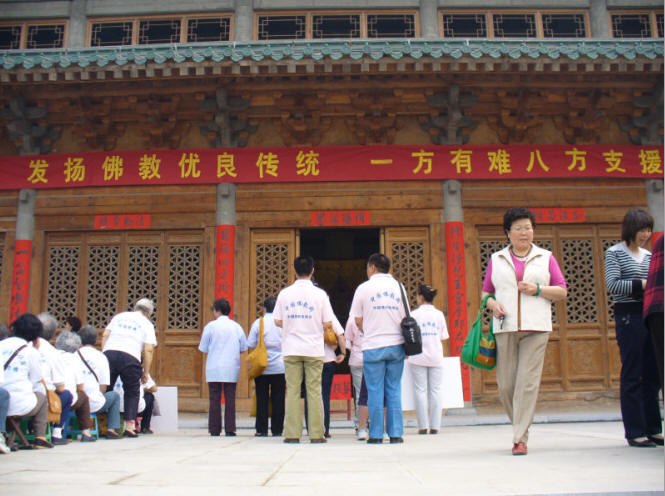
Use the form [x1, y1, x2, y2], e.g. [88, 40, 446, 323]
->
[273, 256, 340, 444]
[55, 331, 96, 443]
[407, 285, 449, 435]
[349, 253, 406, 444]
[0, 314, 52, 449]
[345, 318, 368, 439]
[0, 344, 9, 454]
[77, 325, 122, 439]
[36, 312, 69, 442]
[102, 298, 157, 437]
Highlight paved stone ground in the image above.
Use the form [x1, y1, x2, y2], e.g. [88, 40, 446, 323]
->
[1, 420, 662, 496]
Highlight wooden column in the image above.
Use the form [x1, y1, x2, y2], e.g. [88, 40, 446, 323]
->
[443, 180, 472, 403]
[10, 189, 35, 322]
[216, 184, 237, 316]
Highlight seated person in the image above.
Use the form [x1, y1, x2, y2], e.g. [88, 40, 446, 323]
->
[0, 314, 52, 449]
[54, 331, 96, 443]
[76, 325, 122, 439]
[140, 376, 158, 434]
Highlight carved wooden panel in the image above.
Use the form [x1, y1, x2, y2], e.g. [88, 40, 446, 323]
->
[127, 245, 160, 314]
[85, 245, 119, 330]
[168, 245, 201, 330]
[45, 245, 80, 326]
[385, 227, 430, 309]
[562, 239, 597, 324]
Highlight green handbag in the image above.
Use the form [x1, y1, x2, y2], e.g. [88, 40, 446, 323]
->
[461, 294, 497, 370]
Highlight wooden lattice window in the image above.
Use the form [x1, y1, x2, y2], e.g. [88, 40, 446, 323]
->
[0, 20, 67, 49]
[127, 245, 160, 314]
[46, 246, 80, 326]
[610, 11, 662, 39]
[254, 243, 291, 318]
[256, 11, 418, 40]
[85, 246, 119, 329]
[88, 14, 232, 46]
[440, 10, 589, 38]
[561, 239, 597, 324]
[168, 245, 201, 329]
[385, 228, 429, 310]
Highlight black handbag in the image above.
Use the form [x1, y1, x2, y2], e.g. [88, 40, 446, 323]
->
[398, 281, 422, 356]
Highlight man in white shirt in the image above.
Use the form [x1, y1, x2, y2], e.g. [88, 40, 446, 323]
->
[102, 298, 157, 437]
[273, 256, 340, 444]
[78, 325, 122, 439]
[349, 253, 406, 444]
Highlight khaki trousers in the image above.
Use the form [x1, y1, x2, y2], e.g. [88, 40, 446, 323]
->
[283, 356, 324, 440]
[495, 331, 550, 444]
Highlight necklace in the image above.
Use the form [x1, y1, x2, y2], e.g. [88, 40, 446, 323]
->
[510, 247, 530, 260]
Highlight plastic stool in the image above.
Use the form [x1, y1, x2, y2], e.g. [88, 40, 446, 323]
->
[67, 412, 99, 440]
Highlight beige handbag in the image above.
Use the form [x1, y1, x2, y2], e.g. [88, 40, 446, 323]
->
[247, 317, 268, 380]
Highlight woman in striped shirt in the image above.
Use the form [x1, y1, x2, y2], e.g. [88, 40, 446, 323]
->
[605, 208, 662, 448]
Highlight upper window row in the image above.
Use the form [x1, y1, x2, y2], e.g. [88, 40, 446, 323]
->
[0, 10, 662, 49]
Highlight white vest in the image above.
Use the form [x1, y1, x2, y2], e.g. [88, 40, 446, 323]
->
[490, 244, 553, 333]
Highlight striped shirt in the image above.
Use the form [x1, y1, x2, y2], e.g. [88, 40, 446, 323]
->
[604, 242, 652, 304]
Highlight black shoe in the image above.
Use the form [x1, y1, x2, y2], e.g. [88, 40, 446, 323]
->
[226, 432, 236, 437]
[51, 436, 69, 446]
[389, 437, 404, 444]
[648, 435, 664, 446]
[123, 430, 138, 438]
[255, 432, 268, 437]
[324, 432, 331, 439]
[367, 438, 382, 444]
[140, 428, 154, 434]
[272, 432, 283, 437]
[283, 438, 299, 444]
[310, 438, 327, 444]
[627, 437, 657, 447]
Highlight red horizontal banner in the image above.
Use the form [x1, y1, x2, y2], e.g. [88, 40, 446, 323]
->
[530, 208, 586, 223]
[311, 210, 371, 227]
[0, 145, 661, 191]
[94, 214, 151, 229]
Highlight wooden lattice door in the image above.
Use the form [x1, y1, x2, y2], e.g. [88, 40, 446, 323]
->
[384, 227, 430, 309]
[42, 230, 207, 407]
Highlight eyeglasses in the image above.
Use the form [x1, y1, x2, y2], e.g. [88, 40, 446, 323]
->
[510, 226, 533, 233]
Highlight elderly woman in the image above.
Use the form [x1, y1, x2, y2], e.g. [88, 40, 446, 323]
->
[55, 331, 96, 442]
[407, 284, 449, 435]
[481, 207, 567, 456]
[605, 208, 662, 448]
[35, 313, 69, 443]
[77, 325, 122, 439]
[0, 314, 52, 449]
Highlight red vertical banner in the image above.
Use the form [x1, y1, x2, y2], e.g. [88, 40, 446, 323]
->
[445, 222, 471, 402]
[215, 225, 235, 316]
[10, 239, 32, 323]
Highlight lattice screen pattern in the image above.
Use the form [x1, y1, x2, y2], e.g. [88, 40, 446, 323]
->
[86, 246, 119, 329]
[390, 241, 425, 309]
[255, 243, 290, 319]
[168, 245, 201, 329]
[127, 245, 160, 316]
[561, 239, 598, 323]
[46, 246, 80, 326]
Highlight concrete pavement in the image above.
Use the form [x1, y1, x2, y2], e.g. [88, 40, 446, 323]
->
[1, 418, 663, 496]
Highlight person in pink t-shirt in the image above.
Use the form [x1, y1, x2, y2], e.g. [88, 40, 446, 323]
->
[273, 256, 342, 444]
[407, 285, 449, 435]
[349, 253, 406, 444]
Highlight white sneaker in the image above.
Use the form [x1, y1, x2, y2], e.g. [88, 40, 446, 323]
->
[0, 433, 10, 454]
[356, 429, 368, 441]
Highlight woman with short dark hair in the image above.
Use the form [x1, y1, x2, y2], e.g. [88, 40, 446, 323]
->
[605, 208, 662, 447]
[0, 314, 53, 449]
[481, 207, 568, 456]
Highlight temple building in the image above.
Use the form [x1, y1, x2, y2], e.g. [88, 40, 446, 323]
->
[0, 0, 662, 411]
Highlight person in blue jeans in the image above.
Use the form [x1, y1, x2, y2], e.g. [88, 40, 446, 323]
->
[349, 253, 407, 444]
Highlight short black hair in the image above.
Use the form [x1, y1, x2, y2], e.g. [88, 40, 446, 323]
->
[418, 284, 438, 303]
[263, 296, 276, 313]
[10, 313, 43, 343]
[621, 208, 654, 244]
[368, 253, 390, 273]
[213, 298, 231, 316]
[0, 323, 9, 340]
[66, 315, 82, 333]
[294, 256, 314, 277]
[503, 207, 536, 235]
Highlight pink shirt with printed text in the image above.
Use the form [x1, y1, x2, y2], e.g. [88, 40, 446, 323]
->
[349, 273, 406, 351]
[273, 279, 335, 358]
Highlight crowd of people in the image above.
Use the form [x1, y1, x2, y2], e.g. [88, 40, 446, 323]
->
[1, 206, 662, 457]
[0, 298, 159, 453]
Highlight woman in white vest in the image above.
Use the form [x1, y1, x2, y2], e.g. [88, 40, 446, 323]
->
[481, 207, 567, 456]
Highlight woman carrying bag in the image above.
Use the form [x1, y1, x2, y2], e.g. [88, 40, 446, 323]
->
[481, 207, 567, 456]
[247, 296, 285, 437]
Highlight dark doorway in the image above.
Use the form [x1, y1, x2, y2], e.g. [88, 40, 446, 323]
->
[300, 228, 380, 325]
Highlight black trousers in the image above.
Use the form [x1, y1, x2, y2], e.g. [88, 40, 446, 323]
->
[254, 373, 285, 435]
[615, 311, 662, 439]
[140, 391, 155, 431]
[645, 313, 664, 390]
[105, 350, 142, 422]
